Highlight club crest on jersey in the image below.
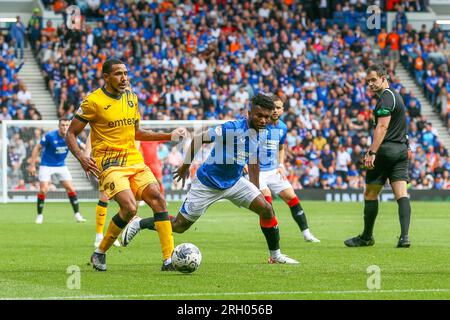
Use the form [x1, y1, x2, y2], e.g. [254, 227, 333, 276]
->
[127, 100, 134, 108]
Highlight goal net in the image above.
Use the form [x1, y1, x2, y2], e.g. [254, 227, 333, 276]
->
[1, 120, 224, 203]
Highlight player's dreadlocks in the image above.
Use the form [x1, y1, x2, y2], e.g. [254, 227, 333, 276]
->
[251, 92, 275, 111]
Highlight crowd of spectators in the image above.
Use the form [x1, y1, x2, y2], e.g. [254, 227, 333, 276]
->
[1, 10, 43, 122]
[394, 21, 450, 131]
[4, 0, 450, 192]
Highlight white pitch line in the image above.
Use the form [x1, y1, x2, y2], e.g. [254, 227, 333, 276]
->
[1, 288, 450, 300]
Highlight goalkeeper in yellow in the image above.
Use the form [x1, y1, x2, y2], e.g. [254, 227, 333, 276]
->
[66, 58, 186, 271]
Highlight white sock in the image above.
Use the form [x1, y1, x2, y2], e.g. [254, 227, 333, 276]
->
[302, 228, 311, 238]
[270, 249, 281, 258]
[95, 248, 105, 254]
[96, 233, 103, 238]
[164, 258, 172, 266]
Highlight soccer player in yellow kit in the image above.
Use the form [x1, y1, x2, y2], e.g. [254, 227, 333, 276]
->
[66, 58, 186, 271]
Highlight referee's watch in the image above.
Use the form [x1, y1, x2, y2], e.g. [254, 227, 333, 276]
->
[368, 150, 377, 156]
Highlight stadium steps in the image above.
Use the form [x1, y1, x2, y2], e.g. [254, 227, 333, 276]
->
[18, 48, 57, 120]
[396, 64, 450, 151]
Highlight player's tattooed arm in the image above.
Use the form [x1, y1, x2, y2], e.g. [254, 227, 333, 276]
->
[174, 130, 212, 187]
[66, 118, 101, 179]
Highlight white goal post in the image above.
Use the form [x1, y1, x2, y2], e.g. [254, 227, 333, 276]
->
[1, 120, 225, 203]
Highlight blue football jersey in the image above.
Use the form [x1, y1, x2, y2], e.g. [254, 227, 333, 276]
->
[40, 130, 80, 167]
[259, 120, 287, 171]
[196, 119, 259, 190]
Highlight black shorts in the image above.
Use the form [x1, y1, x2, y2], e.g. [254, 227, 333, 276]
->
[365, 142, 409, 185]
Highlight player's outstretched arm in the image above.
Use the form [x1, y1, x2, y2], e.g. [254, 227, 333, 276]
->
[174, 130, 212, 187]
[66, 118, 100, 178]
[135, 121, 187, 142]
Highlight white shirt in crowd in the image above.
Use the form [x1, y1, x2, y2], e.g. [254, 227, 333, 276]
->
[309, 165, 320, 179]
[235, 89, 249, 106]
[192, 56, 208, 73]
[246, 47, 258, 61]
[291, 39, 306, 58]
[336, 149, 352, 172]
[258, 7, 270, 19]
[17, 90, 32, 104]
[282, 83, 295, 97]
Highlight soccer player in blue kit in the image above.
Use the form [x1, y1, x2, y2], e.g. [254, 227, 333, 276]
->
[121, 93, 299, 264]
[28, 118, 87, 224]
[258, 95, 320, 242]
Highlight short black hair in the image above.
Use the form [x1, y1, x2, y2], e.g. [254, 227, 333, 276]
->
[58, 117, 70, 124]
[251, 93, 275, 111]
[366, 64, 387, 77]
[102, 58, 125, 74]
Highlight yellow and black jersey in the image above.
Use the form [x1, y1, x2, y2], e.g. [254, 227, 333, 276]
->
[75, 87, 144, 171]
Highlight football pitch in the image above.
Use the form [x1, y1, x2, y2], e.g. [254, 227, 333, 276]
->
[0, 200, 449, 300]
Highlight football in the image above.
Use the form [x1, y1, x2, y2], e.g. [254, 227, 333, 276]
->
[171, 243, 202, 273]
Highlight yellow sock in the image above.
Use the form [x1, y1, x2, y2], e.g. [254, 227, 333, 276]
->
[98, 214, 126, 253]
[154, 218, 174, 260]
[96, 201, 108, 234]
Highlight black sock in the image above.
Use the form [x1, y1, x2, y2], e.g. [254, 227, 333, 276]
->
[362, 200, 379, 240]
[112, 213, 128, 228]
[397, 197, 411, 239]
[68, 192, 79, 213]
[260, 226, 280, 251]
[37, 194, 45, 215]
[289, 203, 309, 231]
[140, 217, 156, 230]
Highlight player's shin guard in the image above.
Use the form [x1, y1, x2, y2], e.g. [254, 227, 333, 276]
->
[362, 200, 379, 240]
[288, 197, 309, 231]
[98, 214, 127, 253]
[37, 193, 45, 215]
[154, 212, 174, 260]
[68, 191, 79, 214]
[397, 197, 411, 238]
[96, 200, 108, 234]
[260, 217, 280, 251]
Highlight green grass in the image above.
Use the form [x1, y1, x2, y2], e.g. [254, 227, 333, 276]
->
[0, 201, 449, 300]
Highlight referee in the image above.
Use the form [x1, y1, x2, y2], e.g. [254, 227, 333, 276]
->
[345, 64, 412, 248]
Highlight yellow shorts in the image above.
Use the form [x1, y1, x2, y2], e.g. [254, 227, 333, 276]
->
[99, 163, 158, 200]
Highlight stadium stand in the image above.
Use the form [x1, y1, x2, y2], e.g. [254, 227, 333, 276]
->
[2, 0, 450, 192]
